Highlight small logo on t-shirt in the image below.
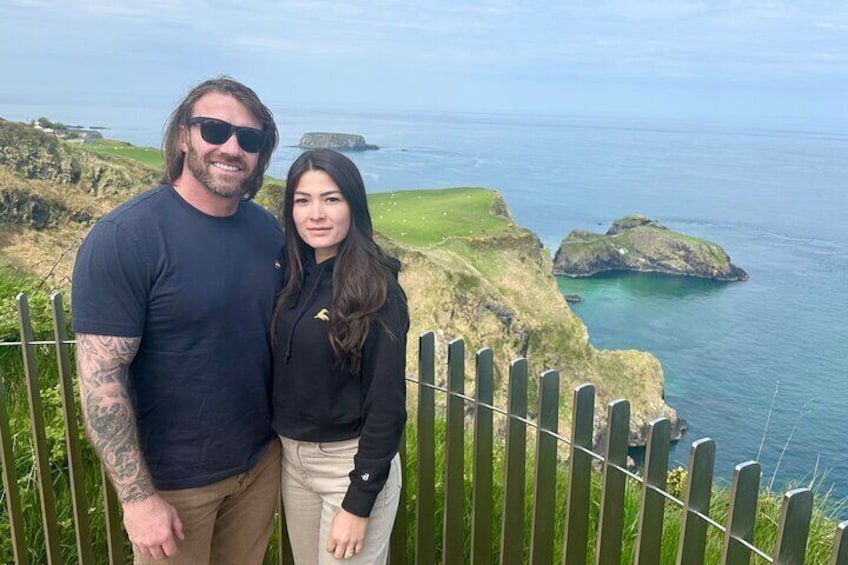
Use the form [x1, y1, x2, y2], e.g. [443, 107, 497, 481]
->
[314, 308, 330, 322]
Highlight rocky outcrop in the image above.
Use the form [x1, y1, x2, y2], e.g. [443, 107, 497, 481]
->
[553, 214, 748, 281]
[298, 132, 378, 151]
[0, 189, 92, 230]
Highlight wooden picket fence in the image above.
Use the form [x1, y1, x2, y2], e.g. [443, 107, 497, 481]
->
[1, 292, 847, 564]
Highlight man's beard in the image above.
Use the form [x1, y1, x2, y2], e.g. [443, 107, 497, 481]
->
[185, 143, 254, 199]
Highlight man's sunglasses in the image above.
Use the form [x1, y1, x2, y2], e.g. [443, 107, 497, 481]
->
[187, 117, 268, 153]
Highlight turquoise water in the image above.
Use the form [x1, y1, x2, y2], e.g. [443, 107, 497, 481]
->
[3, 103, 847, 503]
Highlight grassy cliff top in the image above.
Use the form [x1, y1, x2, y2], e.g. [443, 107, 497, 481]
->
[85, 138, 164, 169]
[370, 187, 518, 246]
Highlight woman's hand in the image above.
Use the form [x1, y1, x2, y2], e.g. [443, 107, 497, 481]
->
[327, 508, 369, 560]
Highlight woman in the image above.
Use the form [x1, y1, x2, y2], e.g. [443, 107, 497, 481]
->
[272, 148, 409, 563]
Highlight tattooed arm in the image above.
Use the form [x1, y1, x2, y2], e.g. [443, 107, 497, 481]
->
[76, 333, 184, 559]
[76, 333, 151, 500]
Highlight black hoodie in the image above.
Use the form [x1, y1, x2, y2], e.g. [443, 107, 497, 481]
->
[272, 254, 409, 517]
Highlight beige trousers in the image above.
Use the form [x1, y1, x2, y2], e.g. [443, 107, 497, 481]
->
[134, 440, 281, 565]
[279, 436, 401, 565]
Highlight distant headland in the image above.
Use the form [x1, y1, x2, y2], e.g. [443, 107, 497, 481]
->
[553, 214, 749, 281]
[28, 117, 104, 143]
[298, 132, 378, 151]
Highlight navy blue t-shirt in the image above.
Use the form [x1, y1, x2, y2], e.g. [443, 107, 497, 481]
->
[72, 185, 284, 490]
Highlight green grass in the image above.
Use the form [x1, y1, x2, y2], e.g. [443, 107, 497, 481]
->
[0, 261, 55, 340]
[84, 138, 164, 169]
[398, 418, 844, 564]
[370, 187, 516, 247]
[2, 276, 845, 563]
[0, 265, 119, 563]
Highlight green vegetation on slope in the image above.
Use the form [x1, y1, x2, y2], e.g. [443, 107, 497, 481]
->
[371, 187, 516, 246]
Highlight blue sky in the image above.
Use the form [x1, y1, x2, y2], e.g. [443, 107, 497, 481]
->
[1, 0, 846, 121]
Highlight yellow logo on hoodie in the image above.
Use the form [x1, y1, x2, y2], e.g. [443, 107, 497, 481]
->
[314, 308, 330, 322]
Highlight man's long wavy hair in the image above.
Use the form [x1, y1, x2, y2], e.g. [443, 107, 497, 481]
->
[160, 76, 279, 200]
[273, 148, 404, 373]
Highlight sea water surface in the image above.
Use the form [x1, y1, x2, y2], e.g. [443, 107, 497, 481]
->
[3, 102, 847, 505]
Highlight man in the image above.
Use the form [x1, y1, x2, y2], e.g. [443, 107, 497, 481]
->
[72, 77, 283, 563]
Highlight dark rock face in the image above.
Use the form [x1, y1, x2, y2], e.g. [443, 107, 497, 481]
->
[0, 189, 94, 230]
[298, 132, 378, 151]
[1, 190, 57, 229]
[553, 214, 748, 281]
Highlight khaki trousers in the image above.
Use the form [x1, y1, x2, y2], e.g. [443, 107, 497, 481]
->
[279, 436, 401, 565]
[134, 440, 281, 565]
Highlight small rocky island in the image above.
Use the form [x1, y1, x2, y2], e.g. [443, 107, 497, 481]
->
[553, 214, 748, 281]
[298, 132, 378, 151]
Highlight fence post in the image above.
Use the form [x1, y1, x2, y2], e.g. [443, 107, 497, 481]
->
[0, 366, 28, 565]
[721, 461, 761, 565]
[50, 292, 95, 564]
[530, 370, 559, 565]
[471, 348, 494, 565]
[562, 384, 595, 565]
[676, 438, 716, 565]
[101, 467, 125, 565]
[415, 332, 436, 565]
[499, 358, 528, 565]
[774, 488, 813, 565]
[635, 418, 671, 564]
[596, 399, 630, 565]
[831, 521, 848, 565]
[389, 427, 408, 565]
[17, 293, 62, 565]
[442, 339, 465, 565]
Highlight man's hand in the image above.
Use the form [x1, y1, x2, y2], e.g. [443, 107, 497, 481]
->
[326, 509, 369, 560]
[123, 494, 185, 560]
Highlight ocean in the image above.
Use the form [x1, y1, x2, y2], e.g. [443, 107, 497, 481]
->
[3, 101, 847, 505]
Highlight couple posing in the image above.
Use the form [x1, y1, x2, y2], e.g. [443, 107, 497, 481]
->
[72, 77, 408, 564]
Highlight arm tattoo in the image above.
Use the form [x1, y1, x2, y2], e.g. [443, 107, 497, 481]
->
[76, 333, 154, 503]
